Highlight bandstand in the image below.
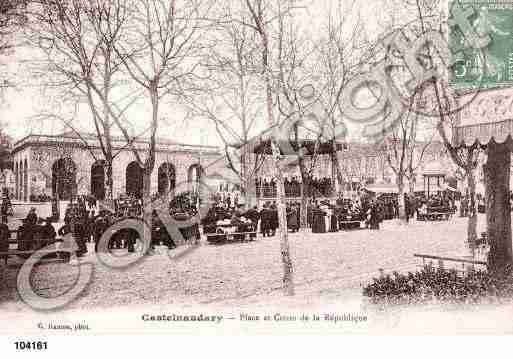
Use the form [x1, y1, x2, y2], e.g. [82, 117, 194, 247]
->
[422, 162, 446, 198]
[251, 138, 345, 205]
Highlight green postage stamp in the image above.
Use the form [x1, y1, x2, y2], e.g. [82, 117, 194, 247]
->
[449, 0, 513, 89]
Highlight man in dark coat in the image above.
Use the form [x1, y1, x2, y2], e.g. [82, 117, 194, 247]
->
[270, 204, 278, 236]
[41, 218, 57, 242]
[1, 197, 9, 218]
[311, 205, 325, 233]
[26, 207, 38, 226]
[369, 201, 381, 230]
[244, 206, 260, 239]
[94, 215, 109, 252]
[307, 203, 314, 228]
[244, 206, 260, 227]
[18, 219, 34, 251]
[287, 205, 299, 232]
[73, 218, 88, 257]
[260, 205, 270, 237]
[0, 215, 10, 264]
[330, 205, 338, 232]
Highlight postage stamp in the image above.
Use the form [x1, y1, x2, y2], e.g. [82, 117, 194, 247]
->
[450, 0, 513, 89]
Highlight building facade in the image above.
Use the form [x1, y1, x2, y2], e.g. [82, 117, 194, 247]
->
[10, 132, 223, 201]
[253, 140, 457, 192]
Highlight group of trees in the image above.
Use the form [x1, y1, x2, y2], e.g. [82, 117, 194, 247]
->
[0, 129, 12, 173]
[3, 0, 508, 287]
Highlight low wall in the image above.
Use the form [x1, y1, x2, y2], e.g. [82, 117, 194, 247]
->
[11, 201, 70, 220]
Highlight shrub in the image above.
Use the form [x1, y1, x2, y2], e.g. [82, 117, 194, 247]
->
[363, 265, 513, 306]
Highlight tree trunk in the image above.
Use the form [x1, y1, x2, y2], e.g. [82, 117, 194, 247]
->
[484, 142, 513, 274]
[397, 179, 407, 223]
[408, 176, 415, 194]
[271, 146, 294, 295]
[102, 53, 114, 204]
[104, 159, 114, 202]
[265, 72, 293, 295]
[467, 168, 477, 244]
[55, 184, 60, 221]
[331, 141, 345, 194]
[252, 11, 294, 295]
[300, 179, 308, 229]
[142, 168, 153, 250]
[244, 174, 257, 209]
[298, 157, 309, 229]
[294, 123, 308, 229]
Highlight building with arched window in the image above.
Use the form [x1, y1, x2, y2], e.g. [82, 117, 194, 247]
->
[10, 132, 222, 201]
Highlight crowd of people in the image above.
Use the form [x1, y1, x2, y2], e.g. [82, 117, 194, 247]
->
[1, 191, 12, 217]
[8, 191, 203, 258]
[1, 184, 467, 261]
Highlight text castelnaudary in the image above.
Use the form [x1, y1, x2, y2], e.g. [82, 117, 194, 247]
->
[142, 314, 223, 324]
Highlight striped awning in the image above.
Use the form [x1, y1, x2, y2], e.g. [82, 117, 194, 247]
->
[453, 119, 513, 147]
[454, 87, 513, 148]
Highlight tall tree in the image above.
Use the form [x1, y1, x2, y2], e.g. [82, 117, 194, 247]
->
[436, 108, 481, 243]
[238, 0, 296, 295]
[184, 10, 266, 208]
[1, 0, 28, 102]
[0, 129, 13, 172]
[29, 0, 136, 203]
[409, 0, 482, 244]
[312, 0, 375, 194]
[380, 96, 434, 223]
[108, 0, 214, 229]
[274, 2, 320, 229]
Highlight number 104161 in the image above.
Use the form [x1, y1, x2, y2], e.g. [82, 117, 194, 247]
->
[14, 341, 48, 350]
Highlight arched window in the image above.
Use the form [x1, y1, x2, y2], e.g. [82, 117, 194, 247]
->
[52, 157, 77, 200]
[187, 163, 204, 183]
[91, 160, 106, 200]
[126, 161, 143, 198]
[187, 163, 204, 197]
[23, 159, 28, 202]
[14, 162, 18, 200]
[157, 162, 176, 195]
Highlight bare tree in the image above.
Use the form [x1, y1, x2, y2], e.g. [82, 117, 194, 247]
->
[273, 4, 321, 229]
[312, 0, 375, 193]
[28, 0, 136, 203]
[0, 0, 28, 102]
[380, 95, 435, 223]
[184, 12, 266, 208]
[437, 117, 481, 243]
[407, 0, 482, 243]
[105, 0, 213, 219]
[237, 0, 296, 295]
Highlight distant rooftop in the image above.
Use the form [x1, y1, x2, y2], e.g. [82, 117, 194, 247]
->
[12, 131, 220, 155]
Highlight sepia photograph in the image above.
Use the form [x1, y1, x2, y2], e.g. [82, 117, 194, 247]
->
[1, 0, 513, 346]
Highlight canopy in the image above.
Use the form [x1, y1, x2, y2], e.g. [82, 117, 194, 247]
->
[454, 86, 513, 148]
[252, 139, 345, 155]
[364, 183, 399, 194]
[422, 161, 447, 176]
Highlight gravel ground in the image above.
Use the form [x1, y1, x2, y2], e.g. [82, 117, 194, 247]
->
[0, 216, 487, 312]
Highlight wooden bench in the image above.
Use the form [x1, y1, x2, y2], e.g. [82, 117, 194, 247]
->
[0, 231, 67, 265]
[428, 212, 451, 221]
[338, 220, 363, 230]
[417, 211, 451, 221]
[205, 231, 258, 244]
[414, 253, 488, 273]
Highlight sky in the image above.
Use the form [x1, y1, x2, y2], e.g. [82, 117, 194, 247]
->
[0, 0, 425, 146]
